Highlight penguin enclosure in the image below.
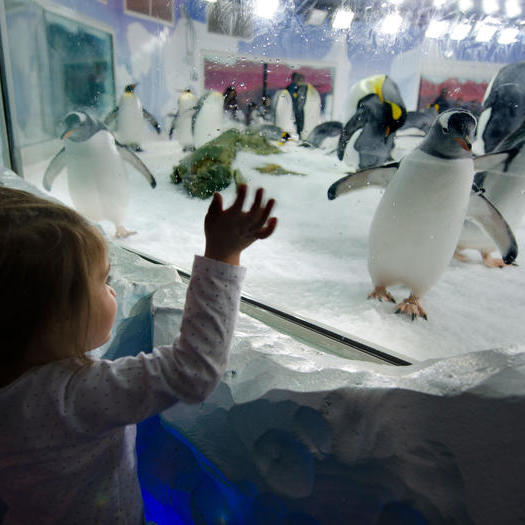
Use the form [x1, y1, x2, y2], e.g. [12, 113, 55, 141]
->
[3, 0, 525, 363]
[2, 0, 525, 522]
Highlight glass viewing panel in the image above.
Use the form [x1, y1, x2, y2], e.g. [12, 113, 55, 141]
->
[2, 0, 525, 363]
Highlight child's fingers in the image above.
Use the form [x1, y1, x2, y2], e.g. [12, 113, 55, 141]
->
[249, 188, 263, 215]
[251, 198, 275, 231]
[230, 184, 247, 211]
[255, 217, 278, 239]
[208, 192, 223, 214]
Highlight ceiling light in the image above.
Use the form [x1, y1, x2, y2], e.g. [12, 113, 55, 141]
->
[458, 0, 473, 11]
[425, 19, 450, 38]
[505, 0, 522, 17]
[433, 0, 446, 7]
[450, 22, 472, 40]
[482, 0, 499, 14]
[379, 12, 403, 34]
[254, 0, 279, 19]
[498, 27, 519, 43]
[332, 8, 355, 29]
[475, 20, 498, 41]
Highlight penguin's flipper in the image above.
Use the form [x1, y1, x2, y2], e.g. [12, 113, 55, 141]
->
[338, 108, 367, 160]
[43, 148, 67, 191]
[466, 190, 518, 264]
[327, 162, 399, 200]
[473, 152, 510, 172]
[143, 109, 161, 134]
[116, 142, 157, 188]
[104, 107, 119, 126]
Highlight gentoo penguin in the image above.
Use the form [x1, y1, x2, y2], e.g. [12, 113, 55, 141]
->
[327, 109, 517, 320]
[43, 111, 156, 238]
[168, 88, 197, 151]
[192, 91, 224, 149]
[456, 118, 525, 266]
[104, 83, 161, 151]
[301, 121, 343, 150]
[474, 62, 525, 155]
[338, 93, 396, 169]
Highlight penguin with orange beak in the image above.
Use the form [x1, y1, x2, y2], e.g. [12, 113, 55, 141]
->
[43, 111, 156, 238]
[328, 109, 517, 320]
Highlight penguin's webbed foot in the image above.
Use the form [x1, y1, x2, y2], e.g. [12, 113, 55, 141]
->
[395, 294, 427, 321]
[368, 286, 396, 303]
[453, 249, 470, 263]
[115, 225, 137, 239]
[481, 252, 506, 268]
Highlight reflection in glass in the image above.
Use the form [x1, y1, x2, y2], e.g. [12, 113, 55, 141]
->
[1, 0, 525, 363]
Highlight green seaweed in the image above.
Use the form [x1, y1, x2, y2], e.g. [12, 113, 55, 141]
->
[255, 163, 306, 176]
[171, 129, 281, 198]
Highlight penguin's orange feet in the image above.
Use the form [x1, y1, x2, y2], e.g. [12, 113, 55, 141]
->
[368, 286, 396, 303]
[115, 225, 137, 239]
[395, 294, 427, 321]
[481, 252, 505, 268]
[453, 249, 469, 263]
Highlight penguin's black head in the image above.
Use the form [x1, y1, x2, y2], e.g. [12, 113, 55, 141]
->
[420, 109, 477, 159]
[61, 111, 102, 142]
[125, 83, 138, 93]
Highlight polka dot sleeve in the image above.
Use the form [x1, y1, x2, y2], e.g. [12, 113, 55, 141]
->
[60, 256, 246, 434]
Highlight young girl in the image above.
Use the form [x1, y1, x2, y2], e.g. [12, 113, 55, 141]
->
[0, 184, 277, 524]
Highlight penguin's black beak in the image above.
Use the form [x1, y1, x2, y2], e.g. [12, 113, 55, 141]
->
[455, 136, 472, 151]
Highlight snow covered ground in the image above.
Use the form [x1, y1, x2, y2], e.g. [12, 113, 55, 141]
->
[23, 133, 525, 363]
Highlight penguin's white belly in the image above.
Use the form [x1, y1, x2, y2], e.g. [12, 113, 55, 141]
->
[118, 97, 144, 144]
[342, 129, 362, 169]
[65, 131, 129, 226]
[176, 109, 195, 148]
[273, 90, 295, 135]
[368, 150, 473, 297]
[472, 107, 491, 155]
[193, 94, 223, 149]
[301, 85, 321, 139]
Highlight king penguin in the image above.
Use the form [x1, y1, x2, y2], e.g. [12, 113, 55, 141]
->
[192, 90, 224, 149]
[43, 111, 156, 238]
[473, 62, 525, 155]
[294, 83, 322, 140]
[105, 83, 161, 151]
[327, 109, 517, 320]
[168, 88, 197, 151]
[272, 89, 296, 136]
[338, 93, 397, 169]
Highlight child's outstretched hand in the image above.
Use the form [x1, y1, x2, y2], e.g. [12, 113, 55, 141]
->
[204, 184, 277, 265]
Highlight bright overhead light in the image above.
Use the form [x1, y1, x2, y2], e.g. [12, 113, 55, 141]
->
[498, 27, 519, 43]
[254, 0, 278, 19]
[332, 8, 354, 29]
[379, 12, 403, 34]
[482, 0, 499, 14]
[433, 0, 446, 7]
[475, 21, 498, 41]
[505, 0, 522, 17]
[458, 0, 473, 11]
[389, 0, 404, 5]
[425, 19, 450, 38]
[450, 22, 472, 40]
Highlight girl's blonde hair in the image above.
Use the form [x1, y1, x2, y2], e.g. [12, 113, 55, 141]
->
[0, 187, 107, 366]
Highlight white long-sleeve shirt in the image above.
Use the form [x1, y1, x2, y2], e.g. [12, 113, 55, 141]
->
[0, 255, 245, 524]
